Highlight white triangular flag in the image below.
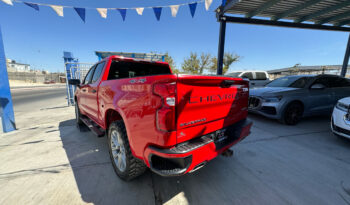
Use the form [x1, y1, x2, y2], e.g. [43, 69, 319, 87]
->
[135, 8, 144, 15]
[205, 0, 213, 11]
[170, 5, 179, 17]
[97, 8, 107, 18]
[1, 0, 13, 6]
[50, 5, 63, 17]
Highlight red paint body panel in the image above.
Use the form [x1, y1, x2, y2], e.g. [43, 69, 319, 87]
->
[75, 55, 252, 175]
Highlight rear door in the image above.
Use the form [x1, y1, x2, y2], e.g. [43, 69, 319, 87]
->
[176, 75, 249, 131]
[328, 76, 350, 104]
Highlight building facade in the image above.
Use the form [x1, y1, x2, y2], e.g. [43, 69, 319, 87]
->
[6, 59, 31, 72]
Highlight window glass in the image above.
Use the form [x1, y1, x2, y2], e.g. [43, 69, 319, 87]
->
[312, 77, 331, 88]
[267, 76, 312, 88]
[255, 72, 267, 80]
[82, 65, 96, 84]
[328, 76, 350, 87]
[91, 62, 105, 83]
[108, 61, 171, 80]
[241, 72, 253, 80]
[289, 77, 311, 88]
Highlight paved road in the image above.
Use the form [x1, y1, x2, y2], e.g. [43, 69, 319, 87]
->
[2, 89, 350, 204]
[11, 86, 67, 113]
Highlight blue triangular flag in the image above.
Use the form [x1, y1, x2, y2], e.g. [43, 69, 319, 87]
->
[189, 3, 197, 18]
[24, 2, 39, 11]
[153, 7, 162, 21]
[117, 9, 127, 21]
[74, 7, 86, 23]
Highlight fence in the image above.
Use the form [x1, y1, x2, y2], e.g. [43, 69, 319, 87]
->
[7, 72, 65, 83]
[65, 62, 93, 106]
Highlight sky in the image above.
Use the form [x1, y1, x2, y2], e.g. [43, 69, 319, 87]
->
[0, 0, 349, 73]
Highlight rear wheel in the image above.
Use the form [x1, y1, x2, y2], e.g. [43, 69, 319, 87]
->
[282, 102, 303, 125]
[107, 121, 147, 181]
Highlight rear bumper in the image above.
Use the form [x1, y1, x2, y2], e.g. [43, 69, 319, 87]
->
[144, 119, 252, 176]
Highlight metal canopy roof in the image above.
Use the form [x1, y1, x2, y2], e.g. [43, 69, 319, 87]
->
[217, 0, 350, 32]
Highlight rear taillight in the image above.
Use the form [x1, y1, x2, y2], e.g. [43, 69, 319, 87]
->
[153, 82, 176, 131]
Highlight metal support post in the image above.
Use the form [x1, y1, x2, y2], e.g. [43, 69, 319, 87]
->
[0, 26, 16, 133]
[341, 33, 350, 77]
[217, 18, 227, 75]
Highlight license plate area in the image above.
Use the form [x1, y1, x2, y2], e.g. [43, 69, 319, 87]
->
[212, 128, 237, 151]
[211, 120, 250, 150]
[214, 129, 227, 143]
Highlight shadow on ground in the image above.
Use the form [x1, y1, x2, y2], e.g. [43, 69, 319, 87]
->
[58, 119, 155, 205]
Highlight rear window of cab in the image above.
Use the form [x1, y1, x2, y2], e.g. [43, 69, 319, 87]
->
[107, 61, 171, 80]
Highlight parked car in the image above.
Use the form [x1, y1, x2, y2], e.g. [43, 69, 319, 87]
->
[331, 97, 350, 139]
[226, 71, 270, 88]
[69, 55, 252, 181]
[249, 74, 350, 125]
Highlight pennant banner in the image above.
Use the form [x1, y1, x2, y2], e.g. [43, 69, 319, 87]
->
[97, 8, 107, 18]
[153, 7, 162, 21]
[189, 3, 197, 18]
[205, 0, 213, 11]
[1, 0, 12, 6]
[50, 5, 63, 17]
[3, 0, 208, 22]
[74, 7, 86, 22]
[170, 5, 179, 17]
[135, 8, 144, 15]
[24, 2, 39, 11]
[118, 9, 127, 21]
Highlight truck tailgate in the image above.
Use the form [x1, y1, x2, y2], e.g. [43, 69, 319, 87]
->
[176, 75, 249, 141]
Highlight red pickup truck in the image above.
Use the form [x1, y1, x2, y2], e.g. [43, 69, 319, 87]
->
[69, 55, 252, 181]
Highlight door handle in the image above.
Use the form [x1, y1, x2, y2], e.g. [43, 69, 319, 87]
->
[91, 89, 97, 93]
[82, 89, 87, 92]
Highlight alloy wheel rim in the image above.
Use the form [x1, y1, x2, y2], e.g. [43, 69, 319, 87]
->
[288, 107, 300, 123]
[110, 130, 126, 172]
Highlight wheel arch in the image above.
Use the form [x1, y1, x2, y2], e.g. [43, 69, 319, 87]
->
[286, 100, 305, 114]
[105, 109, 123, 132]
[280, 99, 305, 125]
[104, 109, 140, 160]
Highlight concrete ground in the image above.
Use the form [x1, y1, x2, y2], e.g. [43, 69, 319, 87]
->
[1, 87, 350, 204]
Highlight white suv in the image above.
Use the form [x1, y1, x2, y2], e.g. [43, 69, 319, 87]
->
[331, 97, 350, 139]
[226, 71, 270, 88]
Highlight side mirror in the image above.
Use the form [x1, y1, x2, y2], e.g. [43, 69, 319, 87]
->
[69, 79, 81, 86]
[310, 83, 325, 90]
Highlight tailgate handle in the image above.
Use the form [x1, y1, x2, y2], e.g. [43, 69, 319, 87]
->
[220, 80, 235, 88]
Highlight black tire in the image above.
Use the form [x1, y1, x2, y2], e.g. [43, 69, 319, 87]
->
[281, 102, 303, 125]
[75, 102, 83, 126]
[107, 121, 147, 181]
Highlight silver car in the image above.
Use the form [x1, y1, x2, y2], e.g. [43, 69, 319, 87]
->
[249, 74, 350, 125]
